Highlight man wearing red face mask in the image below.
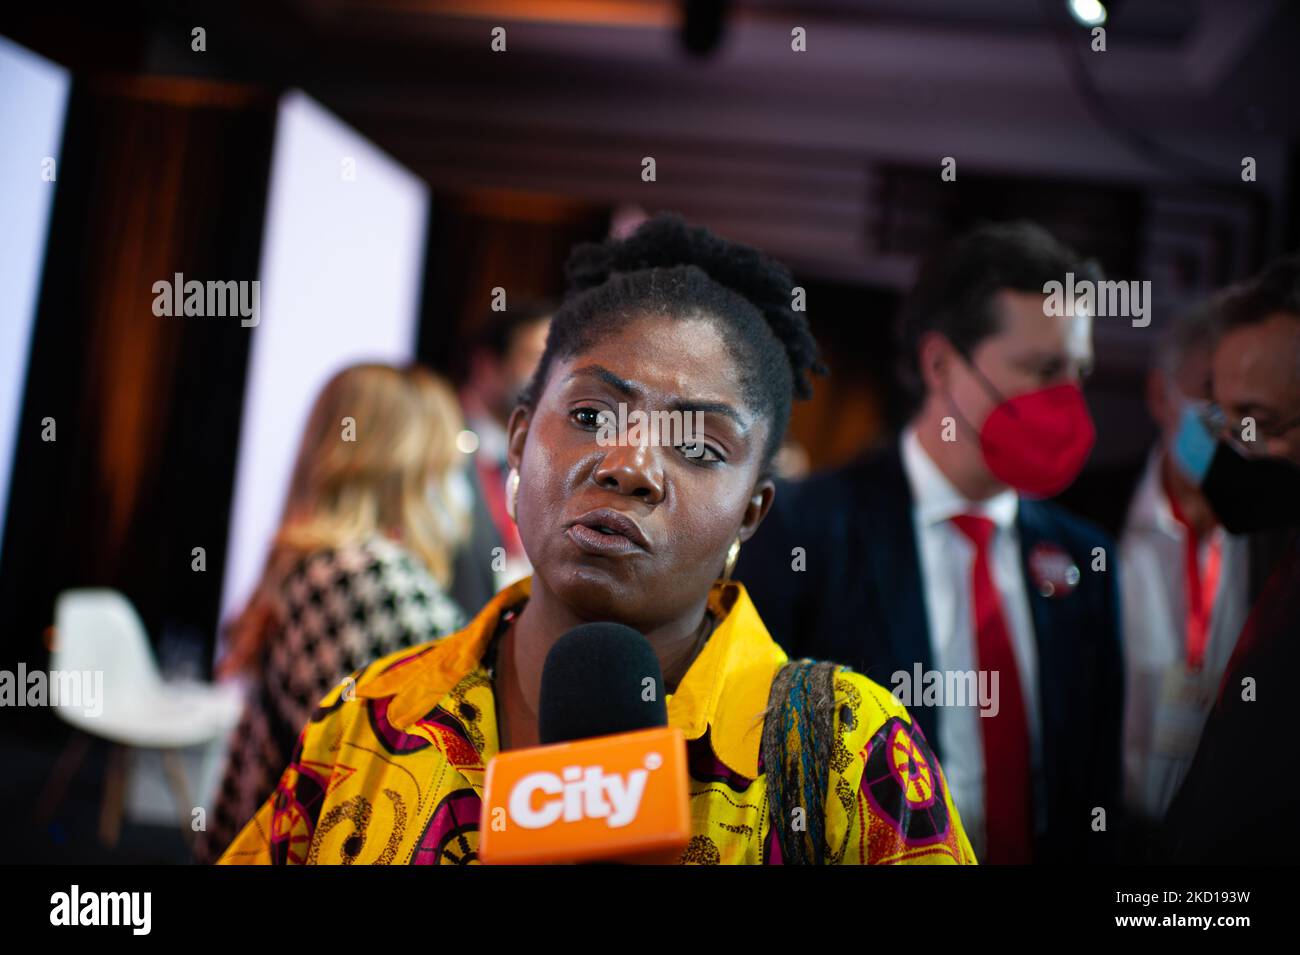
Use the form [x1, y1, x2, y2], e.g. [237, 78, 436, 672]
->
[737, 221, 1123, 865]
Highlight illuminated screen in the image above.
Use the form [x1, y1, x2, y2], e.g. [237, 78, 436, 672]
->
[0, 36, 70, 560]
[219, 90, 430, 629]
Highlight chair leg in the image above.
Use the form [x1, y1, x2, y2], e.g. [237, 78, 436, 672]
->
[98, 744, 128, 849]
[32, 730, 93, 826]
[160, 750, 195, 851]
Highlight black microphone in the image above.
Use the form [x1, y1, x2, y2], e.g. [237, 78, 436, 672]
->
[539, 622, 667, 745]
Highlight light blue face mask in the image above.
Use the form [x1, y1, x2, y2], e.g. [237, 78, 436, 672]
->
[1171, 399, 1219, 484]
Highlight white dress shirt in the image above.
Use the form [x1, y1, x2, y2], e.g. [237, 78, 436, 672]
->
[899, 425, 1043, 861]
[1119, 447, 1249, 820]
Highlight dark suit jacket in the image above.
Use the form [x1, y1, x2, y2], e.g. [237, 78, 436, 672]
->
[1159, 532, 1300, 863]
[735, 442, 1124, 863]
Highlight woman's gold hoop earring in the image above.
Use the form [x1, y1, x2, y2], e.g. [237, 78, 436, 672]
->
[505, 468, 520, 521]
[723, 538, 741, 581]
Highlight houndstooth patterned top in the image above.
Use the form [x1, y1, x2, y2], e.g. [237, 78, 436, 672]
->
[197, 536, 465, 863]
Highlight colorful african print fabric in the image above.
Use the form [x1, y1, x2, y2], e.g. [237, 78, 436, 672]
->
[216, 577, 977, 865]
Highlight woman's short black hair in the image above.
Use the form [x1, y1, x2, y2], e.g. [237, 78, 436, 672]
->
[519, 213, 825, 470]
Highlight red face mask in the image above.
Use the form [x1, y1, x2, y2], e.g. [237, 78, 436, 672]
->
[951, 352, 1096, 498]
[978, 382, 1096, 498]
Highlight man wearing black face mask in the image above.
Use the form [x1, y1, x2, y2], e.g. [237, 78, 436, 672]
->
[1160, 254, 1300, 863]
[737, 222, 1123, 865]
[1168, 273, 1300, 534]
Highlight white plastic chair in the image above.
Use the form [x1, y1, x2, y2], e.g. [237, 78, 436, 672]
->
[37, 589, 243, 850]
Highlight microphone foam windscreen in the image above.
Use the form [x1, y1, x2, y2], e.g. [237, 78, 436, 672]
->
[538, 622, 667, 745]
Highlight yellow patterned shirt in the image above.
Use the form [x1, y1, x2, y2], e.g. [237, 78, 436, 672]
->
[217, 577, 977, 865]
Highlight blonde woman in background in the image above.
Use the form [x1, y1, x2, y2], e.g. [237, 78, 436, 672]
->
[197, 363, 468, 863]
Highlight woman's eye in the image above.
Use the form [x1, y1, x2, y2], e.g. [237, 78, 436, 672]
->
[679, 440, 722, 464]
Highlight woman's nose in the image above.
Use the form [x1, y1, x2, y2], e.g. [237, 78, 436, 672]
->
[592, 442, 666, 503]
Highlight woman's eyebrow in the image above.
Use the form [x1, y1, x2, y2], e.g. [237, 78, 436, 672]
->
[566, 364, 636, 396]
[566, 364, 747, 428]
[671, 399, 747, 430]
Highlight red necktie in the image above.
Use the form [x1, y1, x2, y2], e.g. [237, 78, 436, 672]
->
[950, 513, 1034, 864]
[1161, 467, 1222, 671]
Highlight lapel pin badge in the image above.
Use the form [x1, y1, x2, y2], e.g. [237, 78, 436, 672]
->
[1028, 542, 1080, 598]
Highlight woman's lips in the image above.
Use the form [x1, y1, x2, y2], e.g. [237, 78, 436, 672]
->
[565, 522, 644, 556]
[564, 507, 651, 556]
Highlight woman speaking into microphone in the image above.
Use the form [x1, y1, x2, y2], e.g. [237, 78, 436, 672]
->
[218, 214, 977, 865]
